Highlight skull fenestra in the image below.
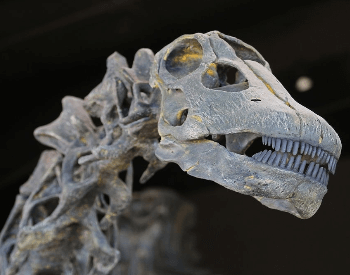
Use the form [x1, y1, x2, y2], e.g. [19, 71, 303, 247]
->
[150, 30, 341, 219]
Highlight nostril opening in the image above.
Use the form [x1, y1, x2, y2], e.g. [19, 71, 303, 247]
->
[178, 109, 188, 126]
[251, 99, 261, 102]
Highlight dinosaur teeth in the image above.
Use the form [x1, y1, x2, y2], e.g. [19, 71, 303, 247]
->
[280, 139, 287, 153]
[280, 153, 288, 168]
[267, 151, 277, 165]
[307, 145, 313, 156]
[320, 169, 326, 184]
[304, 144, 310, 156]
[286, 156, 295, 170]
[256, 150, 268, 162]
[287, 140, 293, 153]
[306, 162, 315, 176]
[271, 138, 276, 149]
[328, 156, 335, 173]
[312, 164, 320, 178]
[311, 146, 317, 158]
[332, 159, 338, 173]
[252, 152, 259, 159]
[292, 141, 299, 155]
[329, 157, 337, 174]
[275, 138, 281, 151]
[316, 167, 324, 181]
[293, 155, 302, 171]
[273, 153, 282, 166]
[255, 136, 337, 186]
[298, 160, 307, 174]
[267, 137, 272, 146]
[320, 152, 328, 163]
[300, 142, 305, 154]
[317, 150, 325, 163]
[262, 150, 272, 163]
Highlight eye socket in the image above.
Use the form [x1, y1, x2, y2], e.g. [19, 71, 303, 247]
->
[165, 38, 203, 79]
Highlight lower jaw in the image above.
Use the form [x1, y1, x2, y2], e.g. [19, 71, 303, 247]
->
[156, 136, 327, 219]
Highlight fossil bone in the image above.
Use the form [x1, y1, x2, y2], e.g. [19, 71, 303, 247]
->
[0, 31, 342, 274]
[0, 49, 172, 275]
[150, 30, 341, 219]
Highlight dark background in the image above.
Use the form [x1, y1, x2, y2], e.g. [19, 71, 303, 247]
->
[1, 0, 350, 274]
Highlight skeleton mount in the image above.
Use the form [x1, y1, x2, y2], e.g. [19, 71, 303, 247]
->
[0, 31, 341, 274]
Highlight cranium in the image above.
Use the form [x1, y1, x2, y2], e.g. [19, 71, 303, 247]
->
[150, 31, 341, 219]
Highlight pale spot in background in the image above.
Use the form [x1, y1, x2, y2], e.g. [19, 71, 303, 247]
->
[295, 76, 313, 92]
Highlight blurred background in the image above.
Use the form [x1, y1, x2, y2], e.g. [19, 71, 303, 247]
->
[0, 0, 349, 274]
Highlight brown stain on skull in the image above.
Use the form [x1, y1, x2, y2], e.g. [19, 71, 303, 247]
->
[172, 45, 203, 63]
[191, 115, 203, 122]
[185, 161, 199, 172]
[257, 76, 276, 95]
[206, 63, 217, 76]
[163, 48, 171, 61]
[257, 76, 295, 110]
[80, 137, 87, 144]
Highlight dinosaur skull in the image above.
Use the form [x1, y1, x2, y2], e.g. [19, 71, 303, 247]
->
[150, 31, 342, 219]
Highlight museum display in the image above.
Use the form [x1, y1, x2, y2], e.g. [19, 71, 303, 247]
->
[0, 31, 341, 275]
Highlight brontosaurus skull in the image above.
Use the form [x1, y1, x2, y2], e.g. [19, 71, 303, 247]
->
[150, 31, 341, 219]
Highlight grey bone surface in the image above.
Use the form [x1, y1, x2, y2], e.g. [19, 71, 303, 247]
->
[0, 31, 342, 274]
[150, 30, 341, 219]
[0, 49, 198, 275]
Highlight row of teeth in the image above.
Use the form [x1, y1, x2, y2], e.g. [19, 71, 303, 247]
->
[251, 137, 338, 186]
[261, 136, 337, 174]
[252, 150, 329, 185]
